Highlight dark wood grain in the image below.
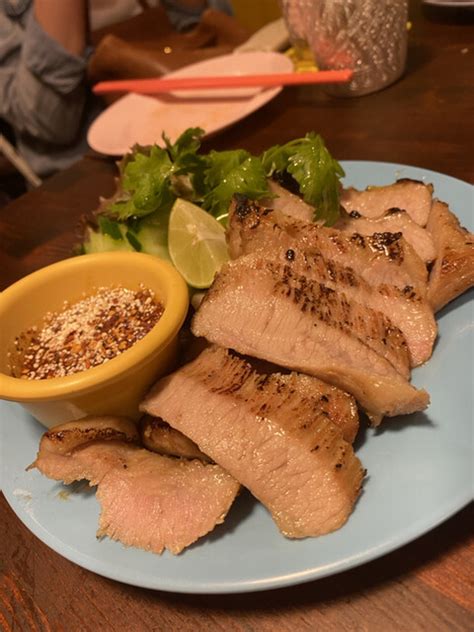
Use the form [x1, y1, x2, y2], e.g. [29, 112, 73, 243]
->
[1, 2, 473, 630]
[1, 498, 472, 631]
[202, 13, 474, 183]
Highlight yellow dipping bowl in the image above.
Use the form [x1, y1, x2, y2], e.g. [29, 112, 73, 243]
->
[0, 252, 189, 428]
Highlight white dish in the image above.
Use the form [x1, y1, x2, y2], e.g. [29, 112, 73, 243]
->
[1, 162, 473, 594]
[87, 52, 293, 156]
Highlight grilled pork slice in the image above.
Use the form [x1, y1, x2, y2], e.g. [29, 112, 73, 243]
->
[141, 346, 365, 538]
[29, 416, 140, 484]
[31, 418, 240, 555]
[209, 251, 412, 379]
[247, 357, 360, 443]
[32, 439, 135, 486]
[262, 250, 409, 377]
[263, 180, 315, 222]
[192, 257, 429, 423]
[140, 415, 212, 461]
[426, 200, 474, 312]
[336, 208, 436, 263]
[341, 179, 433, 226]
[32, 416, 139, 455]
[241, 241, 436, 367]
[95, 450, 239, 555]
[227, 199, 428, 296]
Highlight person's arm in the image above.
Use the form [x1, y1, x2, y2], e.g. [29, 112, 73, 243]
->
[0, 2, 89, 146]
[34, 0, 88, 57]
[160, 0, 213, 31]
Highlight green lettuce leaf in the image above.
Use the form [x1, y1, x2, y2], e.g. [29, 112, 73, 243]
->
[108, 129, 208, 222]
[163, 127, 207, 197]
[122, 145, 174, 216]
[202, 149, 269, 221]
[98, 216, 123, 241]
[262, 132, 344, 225]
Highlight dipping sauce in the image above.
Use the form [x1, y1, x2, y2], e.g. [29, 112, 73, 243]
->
[12, 286, 164, 380]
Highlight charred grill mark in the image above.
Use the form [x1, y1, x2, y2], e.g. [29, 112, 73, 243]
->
[371, 231, 403, 246]
[234, 194, 257, 219]
[300, 298, 311, 312]
[215, 381, 245, 395]
[320, 283, 336, 297]
[48, 431, 64, 441]
[271, 170, 301, 195]
[208, 355, 255, 395]
[368, 232, 404, 262]
[440, 252, 464, 274]
[256, 374, 272, 390]
[272, 265, 349, 332]
[257, 259, 409, 374]
[293, 286, 303, 303]
[326, 260, 337, 282]
[402, 285, 418, 300]
[231, 195, 271, 233]
[46, 427, 138, 445]
[299, 250, 362, 292]
[384, 323, 407, 347]
[345, 267, 359, 287]
[329, 234, 349, 254]
[276, 380, 286, 394]
[350, 233, 366, 248]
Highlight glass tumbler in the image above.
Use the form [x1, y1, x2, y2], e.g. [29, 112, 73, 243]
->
[307, 0, 409, 96]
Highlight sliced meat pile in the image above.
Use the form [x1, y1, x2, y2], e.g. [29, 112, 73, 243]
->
[339, 180, 473, 310]
[228, 197, 437, 368]
[30, 417, 239, 554]
[341, 179, 433, 226]
[335, 208, 436, 264]
[30, 178, 472, 553]
[228, 197, 429, 297]
[192, 255, 429, 424]
[141, 346, 365, 539]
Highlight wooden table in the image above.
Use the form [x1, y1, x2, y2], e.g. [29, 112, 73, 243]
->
[1, 3, 473, 630]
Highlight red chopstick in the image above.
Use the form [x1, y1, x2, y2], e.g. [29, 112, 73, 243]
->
[92, 70, 353, 95]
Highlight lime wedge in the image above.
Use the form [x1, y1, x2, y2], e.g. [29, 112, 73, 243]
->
[168, 198, 229, 289]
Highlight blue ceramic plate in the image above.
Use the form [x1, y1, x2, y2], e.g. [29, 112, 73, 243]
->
[1, 162, 473, 594]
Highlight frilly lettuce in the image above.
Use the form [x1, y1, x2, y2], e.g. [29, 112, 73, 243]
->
[82, 128, 343, 256]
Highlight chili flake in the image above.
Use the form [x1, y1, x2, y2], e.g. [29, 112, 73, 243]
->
[13, 286, 164, 380]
